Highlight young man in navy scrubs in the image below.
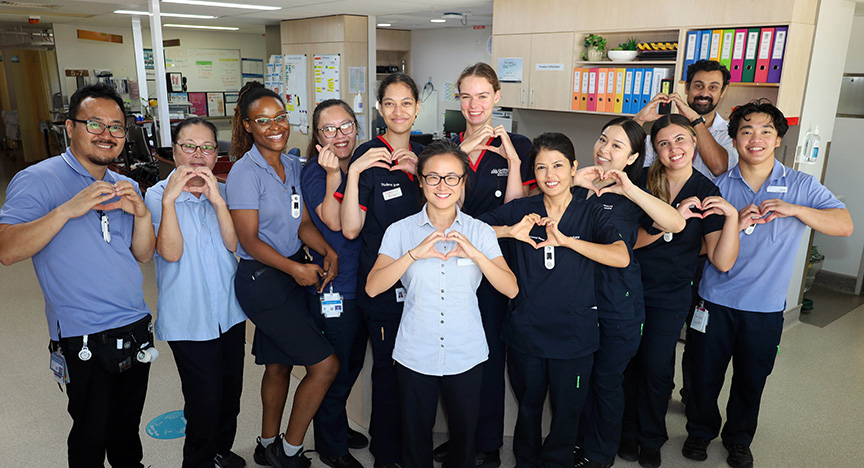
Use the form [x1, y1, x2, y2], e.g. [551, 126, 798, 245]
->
[0, 82, 156, 467]
[682, 100, 853, 468]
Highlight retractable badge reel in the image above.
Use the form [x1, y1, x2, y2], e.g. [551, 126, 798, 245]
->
[291, 187, 301, 218]
[544, 245, 555, 270]
[78, 335, 92, 361]
[321, 283, 343, 318]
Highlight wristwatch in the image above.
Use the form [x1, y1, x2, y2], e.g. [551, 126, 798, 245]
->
[691, 116, 705, 127]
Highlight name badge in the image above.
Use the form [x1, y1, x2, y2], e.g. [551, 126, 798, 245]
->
[395, 287, 406, 303]
[51, 350, 70, 384]
[321, 292, 344, 318]
[690, 303, 709, 333]
[767, 186, 787, 193]
[457, 258, 474, 266]
[383, 187, 403, 201]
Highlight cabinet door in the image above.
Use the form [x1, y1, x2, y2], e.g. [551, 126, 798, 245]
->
[492, 34, 532, 108]
[528, 32, 574, 111]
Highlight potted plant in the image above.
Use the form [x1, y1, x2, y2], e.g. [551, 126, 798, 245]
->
[583, 33, 607, 61]
[608, 37, 639, 61]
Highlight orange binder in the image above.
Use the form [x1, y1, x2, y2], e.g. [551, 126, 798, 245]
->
[572, 67, 583, 111]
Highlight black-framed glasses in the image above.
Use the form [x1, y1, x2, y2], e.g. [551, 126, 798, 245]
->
[175, 142, 217, 156]
[246, 114, 289, 127]
[421, 173, 464, 187]
[319, 121, 356, 139]
[69, 118, 128, 138]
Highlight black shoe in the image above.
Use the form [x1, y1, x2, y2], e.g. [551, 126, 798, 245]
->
[617, 438, 639, 462]
[638, 447, 661, 468]
[681, 436, 709, 462]
[574, 456, 612, 468]
[373, 462, 402, 468]
[432, 441, 450, 463]
[573, 445, 583, 465]
[320, 453, 363, 468]
[722, 443, 753, 468]
[215, 451, 247, 468]
[265, 437, 312, 468]
[347, 428, 369, 450]
[255, 437, 271, 466]
[475, 449, 501, 468]
[679, 387, 688, 406]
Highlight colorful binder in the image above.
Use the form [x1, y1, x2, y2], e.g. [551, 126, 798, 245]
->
[587, 68, 598, 112]
[606, 69, 616, 112]
[614, 68, 625, 113]
[742, 28, 761, 83]
[698, 30, 712, 60]
[708, 29, 723, 61]
[572, 67, 583, 111]
[684, 30, 699, 81]
[729, 29, 747, 82]
[596, 68, 608, 112]
[640, 68, 653, 111]
[768, 26, 787, 83]
[719, 29, 735, 71]
[755, 27, 774, 83]
[580, 69, 590, 110]
[651, 67, 669, 98]
[622, 69, 634, 114]
[629, 69, 644, 114]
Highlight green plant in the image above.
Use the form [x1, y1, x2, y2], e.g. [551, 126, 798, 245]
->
[583, 33, 607, 51]
[614, 37, 639, 51]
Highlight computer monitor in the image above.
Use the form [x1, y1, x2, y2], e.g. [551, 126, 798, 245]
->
[443, 109, 466, 137]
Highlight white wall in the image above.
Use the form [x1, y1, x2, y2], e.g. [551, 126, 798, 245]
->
[409, 25, 492, 134]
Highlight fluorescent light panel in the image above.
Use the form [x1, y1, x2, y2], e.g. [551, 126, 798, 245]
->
[430, 19, 446, 23]
[164, 23, 239, 30]
[161, 0, 281, 10]
[377, 23, 391, 27]
[115, 10, 217, 19]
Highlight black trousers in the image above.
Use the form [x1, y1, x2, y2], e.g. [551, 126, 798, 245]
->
[508, 348, 592, 468]
[363, 304, 403, 463]
[396, 363, 484, 468]
[168, 321, 246, 468]
[308, 294, 368, 457]
[474, 279, 509, 452]
[621, 306, 688, 450]
[578, 315, 642, 464]
[59, 338, 151, 468]
[684, 300, 783, 446]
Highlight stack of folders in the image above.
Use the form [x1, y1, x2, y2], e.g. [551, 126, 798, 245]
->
[683, 27, 788, 83]
[571, 66, 673, 115]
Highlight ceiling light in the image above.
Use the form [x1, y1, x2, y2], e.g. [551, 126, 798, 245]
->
[430, 19, 446, 23]
[377, 23, 391, 27]
[163, 23, 239, 30]
[115, 10, 217, 19]
[161, 0, 281, 11]
[442, 12, 462, 19]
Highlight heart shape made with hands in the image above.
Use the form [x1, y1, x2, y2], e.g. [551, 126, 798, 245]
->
[432, 231, 471, 260]
[182, 167, 211, 193]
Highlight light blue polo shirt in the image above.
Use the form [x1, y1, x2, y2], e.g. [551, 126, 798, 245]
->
[379, 205, 502, 376]
[699, 160, 845, 312]
[225, 145, 303, 260]
[144, 174, 247, 341]
[0, 149, 150, 340]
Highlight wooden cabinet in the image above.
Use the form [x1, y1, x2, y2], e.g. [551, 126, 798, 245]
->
[492, 32, 574, 111]
[376, 29, 411, 78]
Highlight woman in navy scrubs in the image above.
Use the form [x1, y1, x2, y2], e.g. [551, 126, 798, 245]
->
[335, 73, 426, 468]
[366, 140, 518, 468]
[620, 114, 739, 468]
[300, 99, 368, 468]
[480, 133, 629, 468]
[433, 62, 534, 467]
[226, 82, 339, 468]
[574, 117, 686, 468]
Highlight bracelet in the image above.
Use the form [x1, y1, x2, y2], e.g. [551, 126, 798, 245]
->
[407, 250, 417, 261]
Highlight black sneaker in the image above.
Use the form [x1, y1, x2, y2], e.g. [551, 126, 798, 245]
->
[320, 453, 363, 468]
[475, 449, 500, 468]
[681, 436, 710, 461]
[215, 451, 247, 468]
[638, 446, 661, 468]
[255, 437, 271, 466]
[265, 437, 311, 468]
[618, 438, 639, 462]
[574, 456, 612, 468]
[723, 443, 753, 468]
[432, 441, 449, 463]
[347, 428, 369, 450]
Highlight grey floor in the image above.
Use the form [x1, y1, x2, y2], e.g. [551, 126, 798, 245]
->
[2, 150, 864, 467]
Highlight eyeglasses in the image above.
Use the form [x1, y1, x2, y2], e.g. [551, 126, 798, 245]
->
[319, 121, 356, 139]
[69, 118, 128, 138]
[175, 143, 217, 156]
[421, 173, 464, 187]
[246, 114, 289, 127]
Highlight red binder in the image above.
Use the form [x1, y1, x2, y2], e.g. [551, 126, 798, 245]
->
[754, 27, 774, 83]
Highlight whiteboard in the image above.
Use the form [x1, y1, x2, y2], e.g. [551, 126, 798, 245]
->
[164, 48, 241, 92]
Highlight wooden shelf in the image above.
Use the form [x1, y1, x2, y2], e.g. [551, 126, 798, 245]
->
[577, 60, 676, 65]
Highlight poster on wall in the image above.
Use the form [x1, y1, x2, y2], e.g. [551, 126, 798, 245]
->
[283, 54, 308, 128]
[313, 54, 340, 106]
[206, 92, 225, 117]
[188, 92, 207, 116]
[497, 57, 523, 83]
[143, 49, 155, 80]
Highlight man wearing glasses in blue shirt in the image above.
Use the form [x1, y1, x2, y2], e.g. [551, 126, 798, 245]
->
[0, 82, 156, 468]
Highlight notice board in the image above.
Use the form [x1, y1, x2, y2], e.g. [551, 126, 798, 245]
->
[164, 48, 241, 92]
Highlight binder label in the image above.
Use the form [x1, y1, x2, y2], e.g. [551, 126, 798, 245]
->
[573, 70, 581, 93]
[758, 31, 772, 59]
[732, 31, 746, 60]
[686, 32, 697, 60]
[745, 31, 759, 59]
[709, 32, 721, 58]
[616, 71, 625, 94]
[772, 30, 787, 60]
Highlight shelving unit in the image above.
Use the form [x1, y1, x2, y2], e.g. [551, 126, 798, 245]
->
[376, 28, 411, 79]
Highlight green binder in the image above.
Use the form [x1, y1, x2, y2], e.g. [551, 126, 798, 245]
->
[741, 28, 761, 83]
[718, 29, 735, 71]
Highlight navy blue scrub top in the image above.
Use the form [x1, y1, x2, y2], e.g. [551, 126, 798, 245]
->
[301, 154, 362, 299]
[636, 170, 724, 311]
[452, 132, 535, 217]
[334, 135, 425, 314]
[480, 194, 621, 360]
[575, 187, 652, 321]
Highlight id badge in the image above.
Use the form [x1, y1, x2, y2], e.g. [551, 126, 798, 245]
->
[395, 287, 406, 303]
[321, 284, 344, 318]
[50, 350, 70, 384]
[690, 302, 709, 333]
[291, 193, 301, 218]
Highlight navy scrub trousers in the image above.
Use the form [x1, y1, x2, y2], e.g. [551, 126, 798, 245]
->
[684, 300, 783, 447]
[307, 294, 368, 458]
[168, 321, 246, 468]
